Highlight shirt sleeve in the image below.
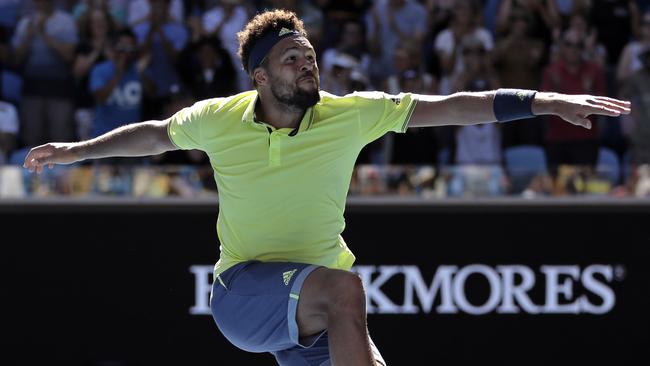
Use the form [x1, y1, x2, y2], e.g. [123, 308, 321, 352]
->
[352, 91, 418, 145]
[167, 98, 219, 150]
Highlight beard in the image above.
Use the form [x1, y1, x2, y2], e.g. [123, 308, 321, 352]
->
[269, 71, 321, 110]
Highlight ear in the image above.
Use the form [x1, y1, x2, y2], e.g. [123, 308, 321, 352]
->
[253, 68, 268, 86]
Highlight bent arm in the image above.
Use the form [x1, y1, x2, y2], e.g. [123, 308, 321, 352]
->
[407, 90, 630, 129]
[24, 120, 178, 173]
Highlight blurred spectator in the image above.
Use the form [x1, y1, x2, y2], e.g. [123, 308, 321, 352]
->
[89, 29, 154, 138]
[617, 10, 650, 84]
[496, 0, 559, 47]
[383, 42, 438, 165]
[132, 0, 189, 120]
[317, 0, 369, 53]
[127, 0, 184, 27]
[452, 37, 501, 165]
[493, 8, 546, 147]
[619, 47, 650, 165]
[321, 52, 368, 96]
[551, 12, 607, 66]
[201, 0, 250, 91]
[541, 28, 606, 173]
[384, 42, 437, 94]
[1, 24, 22, 105]
[590, 0, 639, 67]
[424, 0, 455, 35]
[367, 0, 427, 85]
[262, 0, 323, 50]
[73, 5, 116, 140]
[434, 0, 492, 95]
[178, 36, 237, 100]
[150, 86, 209, 166]
[0, 100, 18, 163]
[12, 0, 79, 147]
[72, 0, 129, 27]
[0, 0, 21, 31]
[321, 19, 371, 89]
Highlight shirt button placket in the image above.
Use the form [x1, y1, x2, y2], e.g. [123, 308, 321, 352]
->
[268, 132, 281, 166]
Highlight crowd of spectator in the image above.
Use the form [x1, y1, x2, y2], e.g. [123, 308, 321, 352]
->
[1, 0, 650, 197]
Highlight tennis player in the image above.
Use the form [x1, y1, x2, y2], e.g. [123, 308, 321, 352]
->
[24, 9, 630, 366]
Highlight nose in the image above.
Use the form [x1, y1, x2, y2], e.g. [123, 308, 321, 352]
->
[300, 57, 315, 72]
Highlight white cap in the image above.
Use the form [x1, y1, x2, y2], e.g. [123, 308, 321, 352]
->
[331, 52, 359, 69]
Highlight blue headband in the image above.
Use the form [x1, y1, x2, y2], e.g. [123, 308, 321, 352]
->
[247, 27, 301, 74]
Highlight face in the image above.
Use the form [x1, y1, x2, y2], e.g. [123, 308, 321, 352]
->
[462, 45, 484, 71]
[511, 12, 529, 35]
[90, 9, 109, 37]
[341, 22, 363, 48]
[259, 36, 320, 109]
[561, 30, 583, 64]
[569, 15, 587, 37]
[114, 35, 137, 63]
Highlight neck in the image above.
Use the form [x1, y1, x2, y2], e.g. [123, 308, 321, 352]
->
[256, 90, 306, 130]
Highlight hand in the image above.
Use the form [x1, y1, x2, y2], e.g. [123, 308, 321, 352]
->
[136, 52, 151, 74]
[23, 143, 81, 174]
[532, 93, 631, 129]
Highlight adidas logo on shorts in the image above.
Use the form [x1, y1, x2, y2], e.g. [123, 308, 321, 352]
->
[283, 269, 297, 286]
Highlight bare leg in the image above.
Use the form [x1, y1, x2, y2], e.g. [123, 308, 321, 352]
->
[297, 267, 376, 366]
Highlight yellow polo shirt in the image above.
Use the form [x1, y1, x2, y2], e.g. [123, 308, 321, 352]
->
[168, 90, 417, 276]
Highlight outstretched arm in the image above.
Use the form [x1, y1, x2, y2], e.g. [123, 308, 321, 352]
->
[408, 90, 631, 129]
[23, 120, 177, 173]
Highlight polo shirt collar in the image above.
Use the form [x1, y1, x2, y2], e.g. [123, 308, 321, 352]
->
[242, 91, 316, 133]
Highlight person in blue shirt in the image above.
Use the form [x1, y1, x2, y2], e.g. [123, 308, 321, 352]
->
[89, 29, 154, 138]
[132, 0, 189, 120]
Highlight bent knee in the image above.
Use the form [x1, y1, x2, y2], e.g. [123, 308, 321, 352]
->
[324, 270, 366, 316]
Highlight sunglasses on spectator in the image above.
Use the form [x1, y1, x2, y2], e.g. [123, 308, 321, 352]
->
[563, 41, 583, 49]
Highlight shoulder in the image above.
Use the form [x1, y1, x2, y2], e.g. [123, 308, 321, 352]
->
[318, 90, 401, 110]
[194, 90, 256, 116]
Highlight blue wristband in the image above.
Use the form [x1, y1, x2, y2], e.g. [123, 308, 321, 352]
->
[493, 88, 537, 122]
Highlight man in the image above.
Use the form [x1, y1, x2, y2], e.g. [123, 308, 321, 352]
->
[24, 10, 630, 366]
[89, 29, 153, 138]
[541, 28, 607, 175]
[12, 0, 78, 147]
[620, 47, 650, 165]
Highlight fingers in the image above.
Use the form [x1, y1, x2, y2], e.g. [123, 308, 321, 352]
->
[593, 96, 631, 109]
[583, 104, 624, 117]
[587, 98, 631, 115]
[23, 146, 52, 174]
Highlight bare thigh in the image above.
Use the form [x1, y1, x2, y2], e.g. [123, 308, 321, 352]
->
[295, 267, 364, 339]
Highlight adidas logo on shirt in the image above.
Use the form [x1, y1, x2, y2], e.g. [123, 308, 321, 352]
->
[283, 269, 297, 286]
